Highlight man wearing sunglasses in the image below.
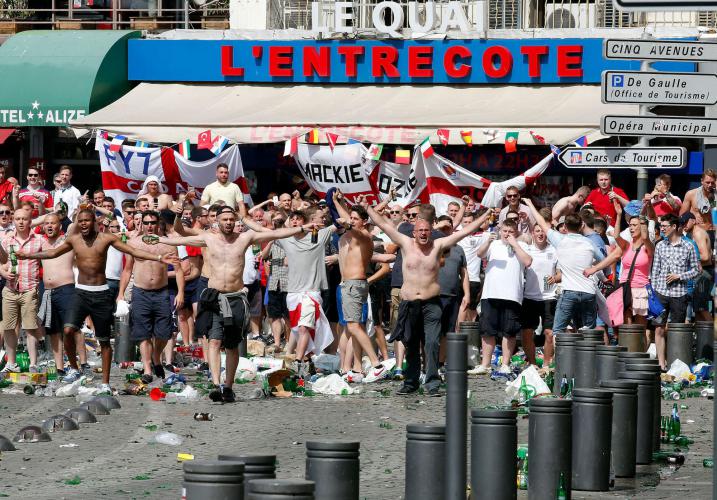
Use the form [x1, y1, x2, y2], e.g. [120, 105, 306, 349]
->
[116, 211, 184, 384]
[498, 186, 534, 237]
[387, 205, 403, 225]
[17, 167, 52, 217]
[0, 204, 13, 235]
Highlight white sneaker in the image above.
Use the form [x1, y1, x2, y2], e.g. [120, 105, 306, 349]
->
[343, 371, 364, 384]
[363, 365, 387, 383]
[98, 383, 112, 395]
[0, 362, 20, 373]
[467, 365, 491, 375]
[498, 364, 512, 375]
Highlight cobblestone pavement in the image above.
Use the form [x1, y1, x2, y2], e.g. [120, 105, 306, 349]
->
[0, 369, 713, 499]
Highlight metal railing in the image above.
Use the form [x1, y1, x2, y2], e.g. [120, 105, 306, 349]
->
[0, 0, 229, 30]
[0, 0, 715, 31]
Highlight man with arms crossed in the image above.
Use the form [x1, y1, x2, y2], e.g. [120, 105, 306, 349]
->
[368, 204, 489, 395]
[118, 211, 184, 384]
[18, 209, 178, 393]
[153, 207, 312, 402]
[332, 192, 388, 383]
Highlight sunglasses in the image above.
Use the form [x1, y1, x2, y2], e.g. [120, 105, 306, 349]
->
[53, 180, 61, 184]
[109, 225, 120, 230]
[406, 213, 418, 218]
[27, 173, 39, 178]
[142, 220, 158, 225]
[505, 194, 519, 199]
[389, 210, 401, 214]
[0, 211, 10, 215]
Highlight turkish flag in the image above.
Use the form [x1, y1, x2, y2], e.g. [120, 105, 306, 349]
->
[197, 130, 213, 150]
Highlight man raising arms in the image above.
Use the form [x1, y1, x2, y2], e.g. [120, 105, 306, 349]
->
[118, 211, 184, 384]
[333, 192, 388, 383]
[551, 186, 590, 223]
[17, 209, 178, 393]
[368, 204, 489, 395]
[681, 168, 717, 231]
[153, 207, 312, 402]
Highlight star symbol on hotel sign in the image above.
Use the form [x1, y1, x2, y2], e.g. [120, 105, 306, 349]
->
[31, 101, 40, 110]
[27, 112, 34, 119]
[36, 111, 43, 119]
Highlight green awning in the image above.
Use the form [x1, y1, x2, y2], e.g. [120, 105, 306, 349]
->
[0, 30, 140, 127]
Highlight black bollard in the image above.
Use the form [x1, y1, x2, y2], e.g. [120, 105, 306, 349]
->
[571, 389, 613, 491]
[666, 323, 695, 366]
[470, 409, 517, 500]
[405, 424, 445, 500]
[554, 334, 583, 395]
[445, 332, 467, 500]
[617, 324, 646, 352]
[304, 441, 359, 500]
[574, 340, 600, 389]
[616, 351, 649, 375]
[247, 479, 314, 500]
[218, 454, 276, 499]
[579, 329, 604, 343]
[618, 371, 655, 464]
[626, 363, 662, 453]
[695, 321, 713, 361]
[595, 346, 625, 386]
[600, 380, 638, 478]
[183, 460, 244, 500]
[529, 398, 572, 500]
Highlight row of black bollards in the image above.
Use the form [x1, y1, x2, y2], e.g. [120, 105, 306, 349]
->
[185, 443, 361, 500]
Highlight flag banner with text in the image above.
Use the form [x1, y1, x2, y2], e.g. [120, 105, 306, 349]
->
[364, 156, 426, 208]
[96, 135, 251, 207]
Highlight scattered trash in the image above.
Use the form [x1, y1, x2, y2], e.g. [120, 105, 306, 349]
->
[505, 366, 549, 403]
[667, 359, 692, 381]
[149, 387, 166, 401]
[59, 443, 79, 448]
[153, 432, 183, 446]
[313, 353, 340, 373]
[144, 424, 158, 431]
[177, 453, 194, 462]
[312, 374, 356, 395]
[64, 476, 82, 485]
[132, 474, 151, 480]
[193, 413, 214, 421]
[55, 377, 87, 397]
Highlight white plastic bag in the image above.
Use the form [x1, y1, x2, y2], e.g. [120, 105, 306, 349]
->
[55, 377, 86, 397]
[236, 357, 256, 382]
[647, 343, 657, 359]
[505, 365, 550, 401]
[114, 300, 130, 318]
[154, 432, 183, 446]
[311, 373, 356, 395]
[667, 359, 692, 381]
[313, 353, 340, 373]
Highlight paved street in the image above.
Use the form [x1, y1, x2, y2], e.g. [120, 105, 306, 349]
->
[0, 369, 713, 499]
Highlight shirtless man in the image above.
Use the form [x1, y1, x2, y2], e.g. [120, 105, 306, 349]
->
[333, 192, 387, 383]
[551, 186, 590, 224]
[37, 213, 78, 380]
[137, 176, 173, 211]
[682, 212, 713, 321]
[18, 209, 178, 393]
[368, 204, 489, 395]
[118, 211, 184, 384]
[154, 207, 311, 402]
[681, 168, 717, 231]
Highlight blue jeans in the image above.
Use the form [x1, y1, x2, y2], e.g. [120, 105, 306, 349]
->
[553, 291, 597, 333]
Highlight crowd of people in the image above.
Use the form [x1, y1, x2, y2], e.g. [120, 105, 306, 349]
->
[0, 161, 712, 401]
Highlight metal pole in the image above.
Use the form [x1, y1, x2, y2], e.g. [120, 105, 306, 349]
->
[635, 32, 654, 199]
[445, 332, 467, 500]
[184, 0, 189, 29]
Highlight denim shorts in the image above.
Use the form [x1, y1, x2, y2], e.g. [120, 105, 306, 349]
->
[130, 287, 173, 341]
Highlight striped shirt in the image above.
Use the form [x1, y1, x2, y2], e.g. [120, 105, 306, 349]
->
[267, 244, 288, 291]
[1, 232, 44, 293]
[651, 238, 700, 297]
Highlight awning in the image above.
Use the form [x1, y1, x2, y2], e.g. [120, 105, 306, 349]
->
[0, 30, 140, 128]
[72, 83, 638, 145]
[0, 129, 15, 144]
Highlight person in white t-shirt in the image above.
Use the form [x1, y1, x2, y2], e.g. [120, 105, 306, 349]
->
[524, 199, 603, 334]
[470, 219, 532, 375]
[520, 224, 559, 367]
[456, 211, 488, 324]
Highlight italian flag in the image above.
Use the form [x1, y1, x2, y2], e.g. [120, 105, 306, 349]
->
[178, 139, 191, 159]
[419, 137, 434, 159]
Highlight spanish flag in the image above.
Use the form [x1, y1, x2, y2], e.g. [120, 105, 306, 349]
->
[306, 129, 320, 144]
[395, 148, 411, 165]
[460, 130, 473, 146]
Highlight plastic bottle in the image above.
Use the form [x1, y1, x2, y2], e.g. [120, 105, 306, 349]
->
[517, 448, 528, 490]
[46, 361, 57, 381]
[16, 345, 29, 372]
[9, 245, 17, 274]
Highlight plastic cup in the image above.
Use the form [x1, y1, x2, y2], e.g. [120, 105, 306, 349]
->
[149, 387, 166, 401]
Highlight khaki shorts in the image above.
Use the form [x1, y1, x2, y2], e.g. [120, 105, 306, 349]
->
[2, 287, 39, 330]
[390, 287, 402, 333]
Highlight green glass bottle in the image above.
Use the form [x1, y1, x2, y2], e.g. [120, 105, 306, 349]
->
[672, 403, 681, 437]
[8, 245, 17, 274]
[545, 371, 554, 392]
[556, 471, 567, 500]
